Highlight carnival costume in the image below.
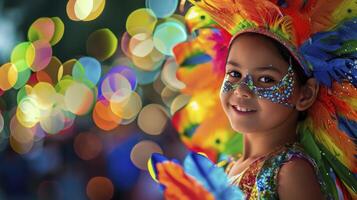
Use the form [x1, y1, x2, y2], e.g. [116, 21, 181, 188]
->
[149, 0, 357, 199]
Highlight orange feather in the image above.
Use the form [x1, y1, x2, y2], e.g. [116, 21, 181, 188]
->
[307, 81, 357, 172]
[310, 0, 345, 33]
[156, 162, 215, 200]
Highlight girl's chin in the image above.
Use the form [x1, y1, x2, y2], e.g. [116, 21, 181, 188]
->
[230, 123, 260, 133]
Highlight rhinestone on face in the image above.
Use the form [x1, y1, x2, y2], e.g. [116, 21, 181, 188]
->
[221, 61, 295, 108]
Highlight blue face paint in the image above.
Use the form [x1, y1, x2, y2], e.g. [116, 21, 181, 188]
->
[221, 60, 295, 108]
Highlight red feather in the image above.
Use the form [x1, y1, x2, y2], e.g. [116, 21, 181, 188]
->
[269, 0, 318, 45]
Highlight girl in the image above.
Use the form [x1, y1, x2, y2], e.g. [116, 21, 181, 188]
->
[222, 32, 324, 199]
[150, 0, 357, 199]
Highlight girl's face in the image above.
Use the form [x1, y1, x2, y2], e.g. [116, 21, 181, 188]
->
[220, 34, 301, 133]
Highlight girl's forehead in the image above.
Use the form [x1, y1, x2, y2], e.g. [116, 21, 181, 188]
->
[229, 34, 281, 57]
[226, 34, 289, 72]
[226, 59, 283, 75]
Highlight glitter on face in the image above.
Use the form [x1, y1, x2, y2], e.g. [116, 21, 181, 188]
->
[221, 59, 295, 108]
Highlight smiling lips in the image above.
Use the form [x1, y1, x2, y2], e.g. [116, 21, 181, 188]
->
[232, 105, 257, 113]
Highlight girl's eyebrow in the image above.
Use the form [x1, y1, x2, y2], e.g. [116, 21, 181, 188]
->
[254, 66, 283, 75]
[226, 60, 240, 67]
[226, 60, 283, 75]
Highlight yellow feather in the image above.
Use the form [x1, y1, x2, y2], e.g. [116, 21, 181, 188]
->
[314, 128, 353, 169]
[332, 0, 357, 25]
[346, 98, 357, 110]
[188, 0, 294, 42]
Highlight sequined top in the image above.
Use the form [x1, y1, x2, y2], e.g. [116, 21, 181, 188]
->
[225, 142, 330, 200]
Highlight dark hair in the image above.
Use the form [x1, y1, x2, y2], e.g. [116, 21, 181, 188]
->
[271, 39, 309, 86]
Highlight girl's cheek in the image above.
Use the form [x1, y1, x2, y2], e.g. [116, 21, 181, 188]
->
[219, 92, 229, 105]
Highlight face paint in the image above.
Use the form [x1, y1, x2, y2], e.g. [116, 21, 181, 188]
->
[221, 60, 295, 108]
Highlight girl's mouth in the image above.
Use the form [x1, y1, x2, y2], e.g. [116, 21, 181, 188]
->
[231, 105, 257, 114]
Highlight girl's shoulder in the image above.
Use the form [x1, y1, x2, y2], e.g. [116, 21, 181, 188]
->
[222, 143, 314, 180]
[265, 142, 318, 168]
[256, 142, 329, 199]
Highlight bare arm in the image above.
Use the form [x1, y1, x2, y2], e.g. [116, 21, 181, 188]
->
[278, 157, 325, 200]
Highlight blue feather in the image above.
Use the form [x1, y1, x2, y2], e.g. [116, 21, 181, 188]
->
[313, 70, 332, 87]
[337, 115, 357, 140]
[300, 18, 357, 87]
[182, 54, 212, 66]
[151, 153, 168, 163]
[183, 153, 244, 200]
[277, 0, 288, 8]
[337, 19, 357, 41]
[301, 43, 331, 60]
[184, 124, 199, 138]
[151, 153, 168, 177]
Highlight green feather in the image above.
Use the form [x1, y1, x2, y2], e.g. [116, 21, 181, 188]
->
[223, 132, 243, 156]
[318, 142, 357, 194]
[298, 127, 339, 199]
[334, 40, 357, 56]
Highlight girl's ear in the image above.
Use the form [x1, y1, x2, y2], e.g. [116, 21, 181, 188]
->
[295, 78, 319, 111]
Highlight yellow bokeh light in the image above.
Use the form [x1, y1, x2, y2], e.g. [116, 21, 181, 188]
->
[110, 91, 142, 120]
[126, 8, 157, 36]
[64, 82, 95, 116]
[50, 17, 65, 45]
[0, 63, 18, 91]
[32, 82, 57, 109]
[16, 96, 41, 128]
[74, 0, 94, 20]
[84, 0, 106, 21]
[86, 29, 118, 61]
[10, 42, 35, 72]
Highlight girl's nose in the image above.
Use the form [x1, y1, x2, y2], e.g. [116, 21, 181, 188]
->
[233, 78, 254, 98]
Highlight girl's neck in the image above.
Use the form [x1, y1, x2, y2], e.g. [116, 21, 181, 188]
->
[239, 121, 299, 161]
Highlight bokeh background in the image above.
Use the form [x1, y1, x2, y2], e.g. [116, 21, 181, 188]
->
[2, 0, 354, 199]
[0, 0, 194, 199]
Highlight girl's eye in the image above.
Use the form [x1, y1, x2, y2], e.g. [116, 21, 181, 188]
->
[227, 71, 241, 78]
[258, 76, 275, 83]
